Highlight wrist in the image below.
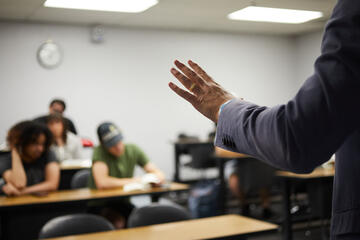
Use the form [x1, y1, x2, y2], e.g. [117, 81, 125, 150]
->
[216, 99, 233, 122]
[19, 188, 27, 195]
[11, 148, 19, 158]
[133, 177, 142, 183]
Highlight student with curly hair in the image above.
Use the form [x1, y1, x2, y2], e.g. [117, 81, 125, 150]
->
[0, 121, 60, 196]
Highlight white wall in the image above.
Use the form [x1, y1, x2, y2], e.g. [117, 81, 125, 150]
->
[0, 21, 300, 179]
[294, 31, 323, 88]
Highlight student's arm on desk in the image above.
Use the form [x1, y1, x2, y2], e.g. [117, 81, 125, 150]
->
[92, 162, 140, 190]
[21, 162, 60, 195]
[143, 163, 166, 184]
[3, 149, 27, 189]
[2, 181, 21, 196]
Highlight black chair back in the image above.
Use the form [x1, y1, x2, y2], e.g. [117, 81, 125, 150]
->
[39, 213, 114, 239]
[188, 143, 216, 169]
[71, 169, 90, 189]
[128, 203, 191, 228]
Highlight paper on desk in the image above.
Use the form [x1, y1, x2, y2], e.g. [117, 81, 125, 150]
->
[141, 173, 161, 185]
[123, 183, 149, 192]
[61, 159, 92, 168]
[123, 174, 161, 192]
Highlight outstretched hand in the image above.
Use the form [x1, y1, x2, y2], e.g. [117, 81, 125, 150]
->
[169, 60, 235, 122]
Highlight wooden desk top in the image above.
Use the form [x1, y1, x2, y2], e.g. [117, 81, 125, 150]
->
[214, 147, 249, 159]
[60, 159, 92, 170]
[276, 167, 335, 179]
[60, 165, 90, 171]
[46, 214, 278, 240]
[0, 183, 188, 208]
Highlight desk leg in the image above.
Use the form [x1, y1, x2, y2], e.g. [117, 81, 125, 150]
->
[174, 147, 180, 182]
[218, 158, 226, 215]
[318, 180, 328, 240]
[308, 179, 332, 240]
[282, 178, 293, 240]
[151, 194, 160, 203]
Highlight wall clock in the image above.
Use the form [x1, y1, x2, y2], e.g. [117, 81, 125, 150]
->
[37, 40, 62, 69]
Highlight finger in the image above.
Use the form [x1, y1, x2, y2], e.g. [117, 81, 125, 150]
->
[2, 187, 8, 195]
[170, 68, 192, 89]
[168, 82, 197, 104]
[170, 68, 201, 94]
[174, 60, 205, 87]
[188, 60, 215, 83]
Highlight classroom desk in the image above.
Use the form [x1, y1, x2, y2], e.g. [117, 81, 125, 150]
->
[277, 168, 334, 240]
[59, 159, 92, 189]
[0, 183, 188, 207]
[60, 159, 92, 170]
[0, 183, 189, 240]
[46, 214, 278, 240]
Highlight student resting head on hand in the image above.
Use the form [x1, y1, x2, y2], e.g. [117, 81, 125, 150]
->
[0, 121, 60, 197]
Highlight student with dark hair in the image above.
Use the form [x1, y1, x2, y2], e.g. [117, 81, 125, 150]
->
[88, 122, 165, 229]
[0, 121, 60, 196]
[6, 121, 33, 150]
[46, 113, 83, 162]
[34, 98, 77, 135]
[49, 99, 66, 112]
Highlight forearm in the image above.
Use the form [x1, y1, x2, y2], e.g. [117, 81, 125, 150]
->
[9, 150, 27, 188]
[143, 163, 165, 183]
[216, 1, 360, 173]
[216, 100, 336, 173]
[21, 181, 58, 195]
[96, 176, 139, 190]
[147, 169, 165, 182]
[216, 88, 354, 173]
[3, 170, 12, 183]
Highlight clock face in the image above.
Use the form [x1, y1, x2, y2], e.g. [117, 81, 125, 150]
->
[37, 42, 62, 69]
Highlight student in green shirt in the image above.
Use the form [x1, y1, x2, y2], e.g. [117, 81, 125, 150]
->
[88, 122, 165, 229]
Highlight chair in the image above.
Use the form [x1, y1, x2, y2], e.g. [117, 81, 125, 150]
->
[127, 203, 191, 228]
[187, 143, 216, 169]
[70, 169, 90, 189]
[39, 213, 114, 239]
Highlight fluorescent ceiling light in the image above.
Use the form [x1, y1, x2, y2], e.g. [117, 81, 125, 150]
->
[44, 0, 158, 13]
[228, 6, 323, 24]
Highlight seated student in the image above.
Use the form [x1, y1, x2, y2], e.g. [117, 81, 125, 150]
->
[225, 156, 275, 218]
[0, 121, 60, 196]
[34, 98, 77, 135]
[46, 113, 83, 162]
[88, 122, 165, 229]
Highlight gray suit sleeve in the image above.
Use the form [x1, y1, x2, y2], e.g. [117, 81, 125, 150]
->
[215, 0, 360, 173]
